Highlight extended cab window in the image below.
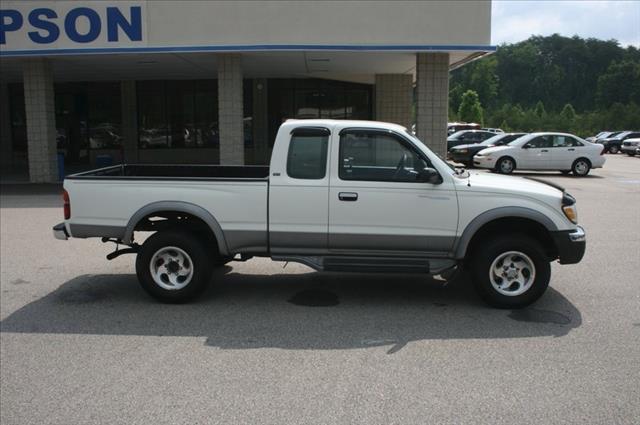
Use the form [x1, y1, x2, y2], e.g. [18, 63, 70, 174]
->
[286, 129, 329, 179]
[339, 131, 429, 182]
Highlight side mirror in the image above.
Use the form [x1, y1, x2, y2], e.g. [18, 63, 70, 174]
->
[418, 167, 442, 184]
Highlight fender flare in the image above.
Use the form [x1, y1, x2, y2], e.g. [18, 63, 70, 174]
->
[454, 206, 558, 259]
[122, 201, 230, 256]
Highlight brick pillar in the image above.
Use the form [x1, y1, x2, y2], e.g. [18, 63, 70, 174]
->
[218, 54, 244, 165]
[374, 74, 413, 129]
[23, 58, 58, 183]
[415, 52, 450, 157]
[121, 80, 138, 163]
[0, 82, 12, 170]
[252, 79, 269, 165]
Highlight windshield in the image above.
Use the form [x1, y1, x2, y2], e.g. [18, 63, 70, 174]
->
[404, 131, 463, 177]
[447, 130, 467, 140]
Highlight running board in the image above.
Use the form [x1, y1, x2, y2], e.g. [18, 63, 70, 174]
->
[271, 255, 456, 274]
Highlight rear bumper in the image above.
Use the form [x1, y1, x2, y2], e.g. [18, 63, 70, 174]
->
[551, 226, 586, 264]
[53, 223, 69, 240]
[621, 146, 638, 154]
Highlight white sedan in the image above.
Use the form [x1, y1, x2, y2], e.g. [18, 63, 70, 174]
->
[473, 132, 606, 176]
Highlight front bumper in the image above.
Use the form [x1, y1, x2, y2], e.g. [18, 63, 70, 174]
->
[551, 226, 586, 264]
[621, 145, 638, 154]
[473, 155, 496, 168]
[53, 222, 69, 240]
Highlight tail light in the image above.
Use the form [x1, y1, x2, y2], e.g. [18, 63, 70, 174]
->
[63, 189, 71, 220]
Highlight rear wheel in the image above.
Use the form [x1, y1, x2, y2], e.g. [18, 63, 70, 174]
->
[470, 235, 550, 309]
[627, 152, 636, 157]
[608, 145, 619, 154]
[571, 158, 591, 176]
[495, 157, 515, 174]
[136, 230, 212, 303]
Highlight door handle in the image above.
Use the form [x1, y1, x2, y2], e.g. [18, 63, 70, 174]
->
[541, 149, 549, 152]
[338, 192, 358, 201]
[568, 148, 575, 151]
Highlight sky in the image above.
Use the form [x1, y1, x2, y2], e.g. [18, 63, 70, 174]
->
[492, 0, 640, 47]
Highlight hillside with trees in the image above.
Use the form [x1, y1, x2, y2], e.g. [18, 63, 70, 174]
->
[449, 34, 640, 136]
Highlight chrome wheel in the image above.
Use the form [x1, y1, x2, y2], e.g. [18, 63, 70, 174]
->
[573, 160, 589, 175]
[498, 158, 514, 174]
[489, 251, 536, 297]
[609, 146, 619, 154]
[149, 246, 194, 290]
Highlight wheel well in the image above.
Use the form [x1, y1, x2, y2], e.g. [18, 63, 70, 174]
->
[133, 211, 219, 253]
[573, 157, 591, 166]
[465, 217, 557, 262]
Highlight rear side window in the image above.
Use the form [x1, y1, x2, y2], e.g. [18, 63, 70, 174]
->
[286, 129, 329, 179]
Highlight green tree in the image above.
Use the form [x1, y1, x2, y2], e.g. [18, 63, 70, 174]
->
[596, 60, 640, 107]
[534, 101, 547, 118]
[458, 90, 484, 125]
[560, 103, 576, 121]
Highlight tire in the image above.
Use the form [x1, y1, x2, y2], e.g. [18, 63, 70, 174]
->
[136, 230, 213, 303]
[470, 234, 551, 309]
[608, 145, 619, 154]
[571, 158, 591, 176]
[627, 153, 636, 157]
[495, 157, 515, 174]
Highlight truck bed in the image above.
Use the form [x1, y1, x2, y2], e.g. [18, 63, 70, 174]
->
[67, 164, 270, 180]
[63, 163, 269, 253]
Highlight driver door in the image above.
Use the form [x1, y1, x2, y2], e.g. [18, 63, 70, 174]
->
[519, 135, 553, 169]
[328, 129, 458, 255]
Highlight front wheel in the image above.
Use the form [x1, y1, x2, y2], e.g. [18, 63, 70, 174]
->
[136, 230, 213, 303]
[608, 145, 619, 154]
[495, 157, 515, 174]
[470, 235, 551, 308]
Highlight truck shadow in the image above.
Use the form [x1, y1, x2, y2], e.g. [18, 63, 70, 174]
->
[0, 268, 582, 354]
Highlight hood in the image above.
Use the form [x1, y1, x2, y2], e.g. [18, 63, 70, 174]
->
[474, 145, 512, 156]
[462, 171, 563, 201]
[451, 143, 490, 150]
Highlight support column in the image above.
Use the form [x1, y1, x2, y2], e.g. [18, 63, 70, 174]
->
[374, 74, 413, 129]
[0, 82, 12, 171]
[415, 52, 450, 157]
[121, 80, 138, 163]
[252, 79, 269, 165]
[23, 58, 58, 183]
[217, 54, 244, 165]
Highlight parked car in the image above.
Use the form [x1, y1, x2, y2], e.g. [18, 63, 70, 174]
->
[473, 132, 606, 176]
[53, 119, 586, 309]
[481, 127, 504, 133]
[621, 138, 640, 156]
[447, 122, 480, 135]
[447, 130, 497, 150]
[598, 131, 640, 154]
[448, 132, 526, 167]
[586, 131, 613, 143]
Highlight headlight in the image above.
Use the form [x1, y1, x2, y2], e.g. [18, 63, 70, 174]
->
[459, 149, 468, 153]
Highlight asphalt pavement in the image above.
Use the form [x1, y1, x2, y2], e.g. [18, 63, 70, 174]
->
[1, 154, 639, 424]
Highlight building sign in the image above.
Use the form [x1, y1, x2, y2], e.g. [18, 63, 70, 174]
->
[0, 1, 145, 52]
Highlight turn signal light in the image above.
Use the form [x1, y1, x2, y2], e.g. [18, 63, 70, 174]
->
[562, 205, 578, 224]
[63, 189, 71, 220]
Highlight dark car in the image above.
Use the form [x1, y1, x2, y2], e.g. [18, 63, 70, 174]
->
[599, 131, 640, 154]
[447, 130, 497, 151]
[448, 133, 526, 167]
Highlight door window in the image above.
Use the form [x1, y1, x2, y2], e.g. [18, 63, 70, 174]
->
[339, 131, 429, 182]
[286, 130, 329, 179]
[525, 135, 553, 148]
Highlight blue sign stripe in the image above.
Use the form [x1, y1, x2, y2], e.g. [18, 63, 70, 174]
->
[0, 44, 497, 57]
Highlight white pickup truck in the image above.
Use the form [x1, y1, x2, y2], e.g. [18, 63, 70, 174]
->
[53, 120, 586, 308]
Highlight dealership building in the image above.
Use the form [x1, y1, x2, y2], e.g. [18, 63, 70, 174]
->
[0, 1, 493, 182]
